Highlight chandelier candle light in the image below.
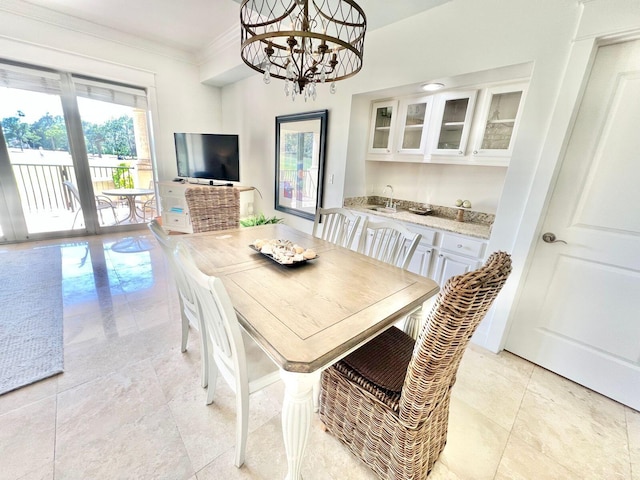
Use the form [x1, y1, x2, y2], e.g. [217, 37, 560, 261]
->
[240, 0, 367, 101]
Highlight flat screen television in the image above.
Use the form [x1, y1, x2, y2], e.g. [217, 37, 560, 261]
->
[174, 133, 240, 182]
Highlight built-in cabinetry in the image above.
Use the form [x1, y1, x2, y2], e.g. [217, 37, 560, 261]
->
[429, 90, 477, 156]
[158, 181, 254, 233]
[405, 223, 485, 286]
[366, 81, 527, 166]
[368, 95, 433, 160]
[352, 212, 487, 286]
[470, 83, 527, 159]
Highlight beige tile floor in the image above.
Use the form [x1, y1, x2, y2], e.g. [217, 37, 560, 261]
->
[0, 230, 638, 480]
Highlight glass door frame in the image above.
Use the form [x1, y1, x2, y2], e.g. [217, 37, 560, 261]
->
[0, 64, 154, 243]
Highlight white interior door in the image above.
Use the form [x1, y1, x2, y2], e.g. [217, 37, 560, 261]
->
[505, 39, 640, 410]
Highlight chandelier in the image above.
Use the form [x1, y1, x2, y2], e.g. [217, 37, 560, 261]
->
[240, 0, 367, 101]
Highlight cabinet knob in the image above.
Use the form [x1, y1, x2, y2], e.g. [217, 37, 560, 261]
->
[473, 150, 478, 155]
[458, 150, 463, 155]
[457, 244, 463, 248]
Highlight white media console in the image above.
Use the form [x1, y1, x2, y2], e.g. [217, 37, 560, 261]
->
[157, 181, 254, 233]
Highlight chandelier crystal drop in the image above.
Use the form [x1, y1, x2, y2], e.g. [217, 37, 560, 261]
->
[240, 0, 367, 100]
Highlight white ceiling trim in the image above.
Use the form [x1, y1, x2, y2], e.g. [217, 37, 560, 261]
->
[197, 24, 239, 66]
[1, 0, 198, 65]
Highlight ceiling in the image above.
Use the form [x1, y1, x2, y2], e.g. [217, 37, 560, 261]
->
[17, 0, 450, 57]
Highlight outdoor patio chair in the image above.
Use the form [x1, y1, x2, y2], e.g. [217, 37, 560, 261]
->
[174, 242, 281, 468]
[184, 186, 240, 233]
[63, 180, 118, 228]
[136, 180, 157, 221]
[318, 251, 512, 480]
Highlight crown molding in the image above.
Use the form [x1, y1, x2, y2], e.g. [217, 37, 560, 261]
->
[197, 25, 240, 66]
[1, 0, 198, 65]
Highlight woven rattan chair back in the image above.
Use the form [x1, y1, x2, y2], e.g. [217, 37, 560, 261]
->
[400, 251, 512, 426]
[147, 219, 209, 388]
[184, 186, 240, 233]
[318, 251, 512, 480]
[357, 218, 422, 270]
[312, 207, 361, 250]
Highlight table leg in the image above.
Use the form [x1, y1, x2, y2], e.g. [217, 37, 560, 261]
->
[280, 370, 321, 480]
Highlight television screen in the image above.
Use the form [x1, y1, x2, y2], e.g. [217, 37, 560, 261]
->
[174, 133, 240, 182]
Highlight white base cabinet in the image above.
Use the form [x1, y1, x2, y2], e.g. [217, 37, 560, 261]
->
[433, 251, 482, 286]
[353, 212, 487, 286]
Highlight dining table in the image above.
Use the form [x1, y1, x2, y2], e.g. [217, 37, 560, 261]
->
[102, 188, 154, 223]
[180, 223, 439, 480]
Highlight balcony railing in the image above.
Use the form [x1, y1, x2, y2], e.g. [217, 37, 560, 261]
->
[11, 161, 135, 213]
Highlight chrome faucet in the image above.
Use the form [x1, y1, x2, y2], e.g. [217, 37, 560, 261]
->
[382, 184, 396, 211]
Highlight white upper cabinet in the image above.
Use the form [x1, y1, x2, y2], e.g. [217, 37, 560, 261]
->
[471, 83, 527, 159]
[367, 96, 432, 159]
[429, 90, 477, 156]
[368, 100, 398, 155]
[396, 95, 432, 155]
[365, 80, 528, 166]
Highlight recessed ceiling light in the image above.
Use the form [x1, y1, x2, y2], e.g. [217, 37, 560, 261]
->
[421, 83, 445, 92]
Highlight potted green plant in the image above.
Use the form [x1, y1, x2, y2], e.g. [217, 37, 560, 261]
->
[240, 212, 284, 227]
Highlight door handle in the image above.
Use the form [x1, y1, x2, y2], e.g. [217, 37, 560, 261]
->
[542, 232, 567, 244]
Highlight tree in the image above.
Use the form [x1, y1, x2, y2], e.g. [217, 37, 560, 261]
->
[1, 116, 30, 150]
[44, 123, 68, 151]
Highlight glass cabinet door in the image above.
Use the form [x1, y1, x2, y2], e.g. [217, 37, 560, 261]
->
[368, 100, 397, 154]
[431, 91, 477, 156]
[473, 84, 526, 157]
[397, 96, 431, 154]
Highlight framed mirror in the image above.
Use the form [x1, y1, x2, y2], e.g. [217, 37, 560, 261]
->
[275, 110, 327, 220]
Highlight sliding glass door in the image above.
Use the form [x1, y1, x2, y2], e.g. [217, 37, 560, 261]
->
[0, 61, 154, 243]
[0, 81, 81, 237]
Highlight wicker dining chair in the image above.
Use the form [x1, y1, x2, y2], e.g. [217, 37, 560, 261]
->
[312, 207, 362, 250]
[319, 251, 512, 480]
[184, 186, 240, 233]
[147, 219, 209, 388]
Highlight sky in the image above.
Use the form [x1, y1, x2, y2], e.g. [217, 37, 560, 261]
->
[0, 87, 132, 124]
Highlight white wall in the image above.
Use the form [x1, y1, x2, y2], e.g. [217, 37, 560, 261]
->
[223, 0, 579, 218]
[220, 0, 583, 349]
[0, 7, 222, 182]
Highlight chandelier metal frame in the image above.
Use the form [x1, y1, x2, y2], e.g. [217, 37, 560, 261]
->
[240, 0, 367, 100]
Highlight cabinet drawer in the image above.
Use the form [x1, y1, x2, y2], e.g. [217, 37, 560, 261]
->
[163, 213, 189, 228]
[440, 233, 485, 257]
[410, 225, 437, 245]
[159, 184, 186, 197]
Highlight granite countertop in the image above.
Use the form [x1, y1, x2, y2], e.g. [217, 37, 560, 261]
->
[344, 197, 493, 240]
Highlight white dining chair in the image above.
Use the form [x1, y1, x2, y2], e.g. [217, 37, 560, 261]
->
[174, 242, 281, 468]
[357, 218, 425, 338]
[357, 218, 422, 270]
[312, 207, 362, 250]
[147, 219, 208, 388]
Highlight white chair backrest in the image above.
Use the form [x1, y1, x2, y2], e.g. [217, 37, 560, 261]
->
[148, 220, 195, 305]
[175, 243, 246, 379]
[358, 218, 422, 270]
[312, 207, 362, 250]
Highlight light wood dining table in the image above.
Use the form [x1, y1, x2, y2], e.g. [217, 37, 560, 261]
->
[180, 223, 439, 479]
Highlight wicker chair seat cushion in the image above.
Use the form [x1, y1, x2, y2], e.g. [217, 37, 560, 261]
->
[335, 326, 415, 411]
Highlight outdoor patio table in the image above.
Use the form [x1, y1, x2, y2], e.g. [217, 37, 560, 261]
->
[102, 188, 154, 223]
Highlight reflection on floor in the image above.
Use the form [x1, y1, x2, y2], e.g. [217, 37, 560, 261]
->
[0, 231, 638, 480]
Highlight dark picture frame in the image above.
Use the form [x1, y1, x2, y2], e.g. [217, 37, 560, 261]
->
[275, 110, 327, 221]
